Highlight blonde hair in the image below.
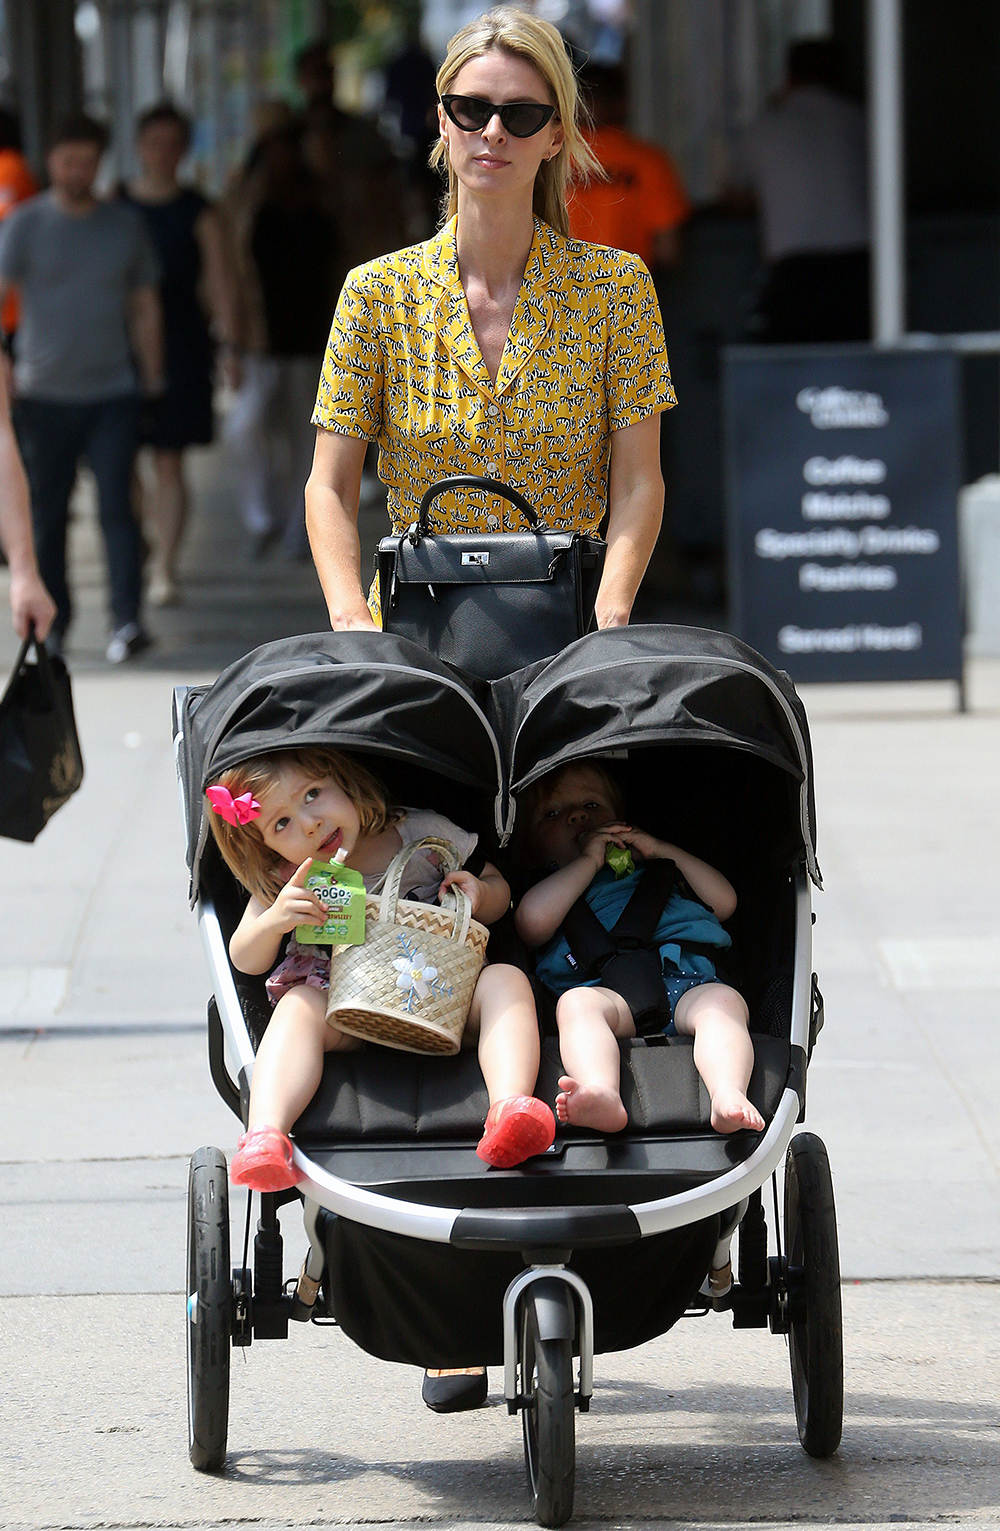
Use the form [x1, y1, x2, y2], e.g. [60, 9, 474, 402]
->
[429, 6, 603, 236]
[206, 747, 401, 905]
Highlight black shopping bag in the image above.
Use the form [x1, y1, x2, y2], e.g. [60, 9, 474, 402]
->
[0, 628, 84, 842]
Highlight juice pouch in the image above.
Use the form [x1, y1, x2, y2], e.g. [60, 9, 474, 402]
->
[295, 859, 367, 946]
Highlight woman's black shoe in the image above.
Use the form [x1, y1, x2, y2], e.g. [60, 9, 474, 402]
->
[421, 1368, 488, 1412]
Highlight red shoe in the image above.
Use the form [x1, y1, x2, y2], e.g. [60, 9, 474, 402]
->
[476, 1095, 556, 1169]
[230, 1126, 303, 1191]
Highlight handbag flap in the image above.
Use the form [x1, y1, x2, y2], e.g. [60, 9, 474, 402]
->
[379, 531, 584, 586]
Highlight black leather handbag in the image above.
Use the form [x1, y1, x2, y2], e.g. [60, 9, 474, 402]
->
[376, 476, 606, 681]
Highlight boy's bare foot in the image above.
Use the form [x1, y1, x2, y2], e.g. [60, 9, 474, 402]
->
[710, 1089, 765, 1134]
[555, 1075, 628, 1133]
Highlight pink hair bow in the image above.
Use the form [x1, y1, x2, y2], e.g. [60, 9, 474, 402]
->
[206, 785, 261, 827]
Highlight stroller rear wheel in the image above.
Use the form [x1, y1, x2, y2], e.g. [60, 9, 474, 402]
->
[187, 1147, 232, 1471]
[784, 1133, 843, 1457]
[520, 1283, 576, 1528]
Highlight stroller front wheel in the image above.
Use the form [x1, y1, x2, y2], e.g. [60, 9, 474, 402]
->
[186, 1147, 232, 1471]
[520, 1284, 576, 1527]
[784, 1132, 844, 1457]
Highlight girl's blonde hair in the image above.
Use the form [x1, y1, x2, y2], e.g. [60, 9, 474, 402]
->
[429, 5, 603, 236]
[206, 746, 401, 905]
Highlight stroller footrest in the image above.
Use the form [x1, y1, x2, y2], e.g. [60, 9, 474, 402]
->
[450, 1203, 641, 1251]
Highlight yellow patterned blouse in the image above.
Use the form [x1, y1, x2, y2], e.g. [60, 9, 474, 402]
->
[313, 215, 676, 545]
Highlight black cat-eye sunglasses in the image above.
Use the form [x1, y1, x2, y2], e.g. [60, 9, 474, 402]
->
[440, 94, 557, 138]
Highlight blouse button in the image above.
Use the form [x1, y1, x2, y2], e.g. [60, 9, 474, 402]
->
[484, 462, 501, 476]
[488, 404, 500, 417]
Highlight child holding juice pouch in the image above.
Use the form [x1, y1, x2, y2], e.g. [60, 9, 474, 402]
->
[514, 759, 765, 1137]
[205, 746, 554, 1191]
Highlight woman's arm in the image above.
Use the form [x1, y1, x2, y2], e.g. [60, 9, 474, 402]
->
[195, 206, 241, 386]
[597, 411, 664, 629]
[304, 428, 377, 630]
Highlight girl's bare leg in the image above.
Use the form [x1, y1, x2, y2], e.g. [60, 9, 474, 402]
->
[467, 963, 540, 1105]
[554, 986, 634, 1133]
[248, 984, 357, 1133]
[429, 963, 540, 1387]
[147, 448, 187, 600]
[673, 982, 764, 1133]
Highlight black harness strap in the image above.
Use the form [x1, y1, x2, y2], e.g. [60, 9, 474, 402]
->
[560, 860, 680, 1031]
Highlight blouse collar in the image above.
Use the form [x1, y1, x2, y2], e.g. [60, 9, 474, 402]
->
[423, 215, 566, 396]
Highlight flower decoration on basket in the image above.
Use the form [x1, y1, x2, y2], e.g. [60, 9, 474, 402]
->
[206, 785, 261, 826]
[392, 932, 454, 1013]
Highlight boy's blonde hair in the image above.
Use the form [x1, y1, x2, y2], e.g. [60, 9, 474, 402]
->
[429, 6, 603, 237]
[513, 757, 626, 869]
[206, 746, 400, 905]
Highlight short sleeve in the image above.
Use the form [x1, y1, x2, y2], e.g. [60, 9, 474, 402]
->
[0, 205, 30, 283]
[312, 274, 384, 439]
[606, 260, 677, 430]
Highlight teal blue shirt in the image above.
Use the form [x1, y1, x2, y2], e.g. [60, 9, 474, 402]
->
[533, 865, 731, 998]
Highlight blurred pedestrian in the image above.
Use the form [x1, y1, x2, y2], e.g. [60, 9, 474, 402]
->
[122, 102, 240, 607]
[0, 114, 164, 662]
[295, 41, 406, 285]
[222, 119, 338, 558]
[731, 38, 869, 343]
[384, 28, 440, 236]
[0, 107, 37, 341]
[0, 360, 55, 641]
[568, 63, 690, 273]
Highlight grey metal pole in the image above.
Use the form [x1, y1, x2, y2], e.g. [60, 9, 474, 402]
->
[867, 0, 905, 344]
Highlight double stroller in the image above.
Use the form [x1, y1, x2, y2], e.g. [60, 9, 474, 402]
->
[174, 623, 842, 1527]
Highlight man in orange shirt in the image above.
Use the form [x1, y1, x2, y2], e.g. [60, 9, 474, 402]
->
[0, 109, 37, 337]
[568, 64, 689, 271]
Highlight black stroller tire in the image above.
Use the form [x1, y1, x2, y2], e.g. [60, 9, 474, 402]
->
[187, 1147, 232, 1471]
[521, 1292, 575, 1527]
[785, 1133, 843, 1457]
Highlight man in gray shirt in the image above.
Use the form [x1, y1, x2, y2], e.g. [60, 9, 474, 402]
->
[0, 114, 164, 661]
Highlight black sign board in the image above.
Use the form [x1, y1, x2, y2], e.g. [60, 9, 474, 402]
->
[724, 346, 963, 683]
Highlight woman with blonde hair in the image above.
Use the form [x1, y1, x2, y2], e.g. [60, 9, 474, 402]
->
[306, 4, 675, 635]
[305, 6, 677, 1413]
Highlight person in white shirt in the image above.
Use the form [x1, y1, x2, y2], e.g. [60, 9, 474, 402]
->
[733, 39, 870, 343]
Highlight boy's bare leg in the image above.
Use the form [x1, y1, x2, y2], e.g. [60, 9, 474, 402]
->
[248, 985, 357, 1132]
[467, 963, 540, 1104]
[674, 982, 765, 1133]
[554, 986, 633, 1133]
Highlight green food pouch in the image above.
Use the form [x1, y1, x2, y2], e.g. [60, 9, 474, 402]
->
[295, 859, 367, 946]
[605, 843, 635, 879]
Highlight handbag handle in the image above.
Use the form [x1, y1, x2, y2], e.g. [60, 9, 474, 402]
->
[414, 476, 544, 538]
[377, 836, 473, 945]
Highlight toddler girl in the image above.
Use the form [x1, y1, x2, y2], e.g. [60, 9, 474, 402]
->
[514, 760, 765, 1137]
[206, 745, 554, 1190]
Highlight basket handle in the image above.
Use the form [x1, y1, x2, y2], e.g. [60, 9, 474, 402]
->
[377, 836, 473, 945]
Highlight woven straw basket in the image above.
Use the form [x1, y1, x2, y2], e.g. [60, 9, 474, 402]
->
[326, 837, 488, 1054]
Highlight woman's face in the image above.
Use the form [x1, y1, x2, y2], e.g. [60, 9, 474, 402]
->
[530, 765, 620, 868]
[137, 119, 187, 182]
[255, 767, 362, 868]
[438, 49, 564, 209]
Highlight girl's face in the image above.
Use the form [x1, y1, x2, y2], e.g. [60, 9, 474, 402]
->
[530, 765, 620, 868]
[438, 49, 564, 210]
[254, 766, 361, 867]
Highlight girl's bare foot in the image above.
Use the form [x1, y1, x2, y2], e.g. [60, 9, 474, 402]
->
[555, 1075, 628, 1133]
[710, 1089, 765, 1134]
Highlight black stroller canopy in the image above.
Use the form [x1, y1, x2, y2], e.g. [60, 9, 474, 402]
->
[493, 626, 820, 885]
[178, 631, 501, 900]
